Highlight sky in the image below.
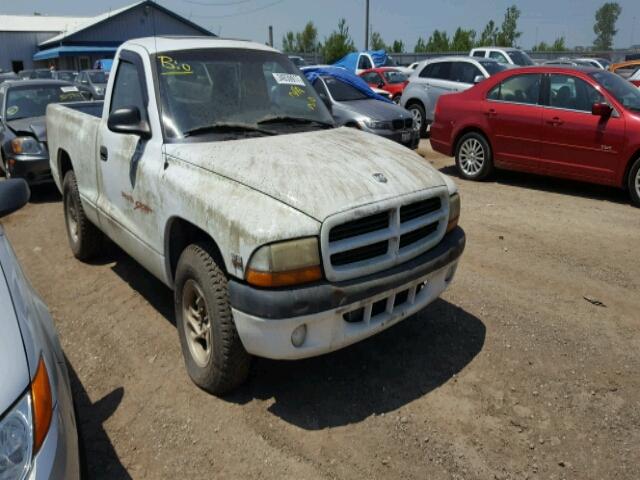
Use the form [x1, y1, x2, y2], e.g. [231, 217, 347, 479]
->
[3, 0, 640, 50]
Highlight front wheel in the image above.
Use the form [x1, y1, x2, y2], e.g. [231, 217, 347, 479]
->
[455, 132, 494, 181]
[174, 243, 251, 395]
[628, 157, 640, 207]
[407, 102, 427, 138]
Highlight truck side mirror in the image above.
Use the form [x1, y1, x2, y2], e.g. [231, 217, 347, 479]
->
[107, 106, 151, 139]
[0, 179, 30, 218]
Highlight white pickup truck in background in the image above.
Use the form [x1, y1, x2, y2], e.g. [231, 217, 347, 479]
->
[47, 37, 465, 394]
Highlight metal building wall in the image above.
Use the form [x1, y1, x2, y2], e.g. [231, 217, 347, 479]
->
[0, 32, 58, 72]
[58, 4, 210, 46]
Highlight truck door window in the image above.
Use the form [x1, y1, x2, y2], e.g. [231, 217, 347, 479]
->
[489, 51, 509, 64]
[358, 56, 372, 70]
[110, 60, 148, 121]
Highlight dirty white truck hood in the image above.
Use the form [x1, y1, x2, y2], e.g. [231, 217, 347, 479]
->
[165, 127, 446, 221]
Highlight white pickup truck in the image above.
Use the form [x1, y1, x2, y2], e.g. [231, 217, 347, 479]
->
[47, 37, 465, 394]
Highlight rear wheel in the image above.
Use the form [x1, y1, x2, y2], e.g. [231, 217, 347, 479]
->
[455, 132, 494, 181]
[174, 243, 251, 395]
[407, 102, 427, 138]
[628, 157, 640, 207]
[62, 170, 103, 260]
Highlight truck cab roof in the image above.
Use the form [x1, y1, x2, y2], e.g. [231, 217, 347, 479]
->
[123, 36, 278, 55]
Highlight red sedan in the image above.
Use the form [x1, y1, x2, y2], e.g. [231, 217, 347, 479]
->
[359, 67, 409, 103]
[431, 66, 640, 207]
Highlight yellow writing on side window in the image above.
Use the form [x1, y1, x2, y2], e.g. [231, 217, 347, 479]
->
[289, 85, 305, 97]
[159, 55, 193, 75]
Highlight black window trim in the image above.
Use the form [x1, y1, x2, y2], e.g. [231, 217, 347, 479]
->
[109, 49, 150, 117]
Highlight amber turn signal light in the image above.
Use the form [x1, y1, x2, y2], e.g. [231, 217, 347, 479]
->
[31, 357, 53, 453]
[246, 265, 322, 288]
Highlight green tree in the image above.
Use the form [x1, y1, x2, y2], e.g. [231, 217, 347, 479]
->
[426, 30, 450, 52]
[593, 2, 622, 50]
[414, 37, 428, 53]
[450, 27, 477, 51]
[296, 22, 319, 53]
[531, 41, 550, 52]
[478, 20, 499, 46]
[282, 31, 297, 52]
[552, 37, 567, 51]
[496, 5, 522, 47]
[370, 31, 387, 50]
[323, 18, 356, 64]
[391, 39, 405, 53]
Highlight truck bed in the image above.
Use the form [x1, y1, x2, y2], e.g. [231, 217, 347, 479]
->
[60, 101, 104, 118]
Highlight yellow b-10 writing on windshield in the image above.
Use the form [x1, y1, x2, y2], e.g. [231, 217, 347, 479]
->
[159, 55, 193, 75]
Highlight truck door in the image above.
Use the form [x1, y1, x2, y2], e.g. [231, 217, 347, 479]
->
[96, 50, 166, 280]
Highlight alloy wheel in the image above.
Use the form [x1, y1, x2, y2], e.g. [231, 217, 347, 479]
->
[181, 279, 213, 367]
[459, 138, 486, 176]
[410, 107, 422, 131]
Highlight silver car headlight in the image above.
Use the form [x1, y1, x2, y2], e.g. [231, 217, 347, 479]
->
[10, 137, 43, 155]
[0, 393, 33, 480]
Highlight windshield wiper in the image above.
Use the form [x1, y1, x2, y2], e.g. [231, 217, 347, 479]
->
[257, 116, 334, 128]
[183, 123, 277, 138]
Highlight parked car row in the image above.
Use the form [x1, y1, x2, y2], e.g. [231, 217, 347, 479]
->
[16, 68, 110, 99]
[430, 65, 640, 207]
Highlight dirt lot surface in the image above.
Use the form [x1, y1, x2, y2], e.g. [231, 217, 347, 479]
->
[2, 140, 639, 479]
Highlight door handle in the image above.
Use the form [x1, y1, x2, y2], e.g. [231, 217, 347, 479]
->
[546, 117, 564, 126]
[485, 108, 497, 118]
[99, 146, 108, 162]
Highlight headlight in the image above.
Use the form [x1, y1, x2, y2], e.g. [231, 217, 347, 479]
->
[246, 237, 322, 287]
[365, 120, 392, 130]
[0, 393, 33, 480]
[95, 87, 104, 95]
[447, 193, 461, 233]
[10, 137, 43, 155]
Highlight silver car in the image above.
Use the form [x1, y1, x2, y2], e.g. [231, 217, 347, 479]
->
[310, 74, 420, 149]
[400, 57, 509, 137]
[0, 179, 81, 480]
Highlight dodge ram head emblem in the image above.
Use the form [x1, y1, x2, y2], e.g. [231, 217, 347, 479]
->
[373, 173, 388, 183]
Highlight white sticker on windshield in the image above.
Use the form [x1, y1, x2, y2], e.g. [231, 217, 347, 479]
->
[272, 73, 305, 86]
[60, 86, 79, 92]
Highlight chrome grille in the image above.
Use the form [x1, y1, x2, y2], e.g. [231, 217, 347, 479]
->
[321, 188, 449, 282]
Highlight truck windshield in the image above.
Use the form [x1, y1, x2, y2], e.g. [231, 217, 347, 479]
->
[155, 48, 334, 140]
[5, 85, 86, 120]
[507, 50, 534, 66]
[590, 71, 640, 113]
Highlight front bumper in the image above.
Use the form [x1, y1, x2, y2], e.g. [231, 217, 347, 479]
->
[230, 227, 465, 360]
[372, 127, 421, 149]
[7, 155, 53, 185]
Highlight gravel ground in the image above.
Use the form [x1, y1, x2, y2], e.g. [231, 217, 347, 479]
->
[2, 140, 639, 479]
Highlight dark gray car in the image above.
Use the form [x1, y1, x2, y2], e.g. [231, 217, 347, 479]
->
[0, 80, 87, 184]
[75, 70, 109, 100]
[0, 179, 81, 479]
[310, 74, 420, 149]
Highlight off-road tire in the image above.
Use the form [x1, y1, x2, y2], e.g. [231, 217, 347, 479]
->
[62, 170, 103, 261]
[628, 157, 640, 207]
[455, 132, 494, 181]
[174, 243, 251, 395]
